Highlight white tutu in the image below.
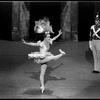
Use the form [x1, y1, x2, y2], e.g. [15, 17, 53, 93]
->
[28, 51, 54, 59]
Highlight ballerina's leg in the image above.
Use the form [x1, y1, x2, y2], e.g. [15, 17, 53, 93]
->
[40, 64, 47, 93]
[37, 51, 65, 64]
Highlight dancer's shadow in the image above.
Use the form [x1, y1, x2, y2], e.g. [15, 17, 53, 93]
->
[23, 63, 66, 96]
[24, 63, 66, 85]
[85, 48, 94, 66]
[22, 87, 53, 96]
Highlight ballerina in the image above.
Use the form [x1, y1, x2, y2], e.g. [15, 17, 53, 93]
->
[22, 17, 66, 93]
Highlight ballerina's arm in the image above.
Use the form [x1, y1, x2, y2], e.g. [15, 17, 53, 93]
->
[51, 29, 62, 42]
[22, 39, 41, 46]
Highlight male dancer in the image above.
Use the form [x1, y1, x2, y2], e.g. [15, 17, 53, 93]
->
[89, 13, 100, 73]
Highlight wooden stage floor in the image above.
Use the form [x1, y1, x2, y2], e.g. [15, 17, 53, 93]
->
[0, 40, 99, 99]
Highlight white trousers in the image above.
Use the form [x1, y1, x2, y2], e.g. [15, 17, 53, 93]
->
[92, 40, 100, 71]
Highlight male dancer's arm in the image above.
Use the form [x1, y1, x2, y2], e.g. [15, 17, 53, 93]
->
[89, 26, 93, 50]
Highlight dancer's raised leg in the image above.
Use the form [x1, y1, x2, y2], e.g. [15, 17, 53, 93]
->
[36, 49, 66, 64]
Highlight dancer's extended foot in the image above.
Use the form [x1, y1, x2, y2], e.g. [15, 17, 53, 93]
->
[40, 86, 45, 93]
[59, 49, 66, 55]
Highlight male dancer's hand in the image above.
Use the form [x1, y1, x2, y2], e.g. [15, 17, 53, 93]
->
[89, 41, 92, 50]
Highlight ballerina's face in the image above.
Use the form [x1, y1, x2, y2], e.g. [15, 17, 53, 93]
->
[44, 33, 52, 44]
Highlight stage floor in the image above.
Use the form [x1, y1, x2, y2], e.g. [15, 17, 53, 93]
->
[0, 40, 99, 99]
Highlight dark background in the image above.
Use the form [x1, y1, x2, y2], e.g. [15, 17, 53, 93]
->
[0, 2, 99, 41]
[78, 2, 95, 41]
[29, 2, 61, 41]
[0, 2, 12, 41]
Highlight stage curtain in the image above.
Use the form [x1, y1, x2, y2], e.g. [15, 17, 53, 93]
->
[61, 1, 78, 42]
[12, 1, 30, 41]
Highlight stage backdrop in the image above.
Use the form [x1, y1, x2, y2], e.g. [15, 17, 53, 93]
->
[29, 2, 61, 41]
[12, 1, 30, 41]
[0, 2, 12, 41]
[0, 2, 99, 41]
[78, 1, 95, 42]
[61, 1, 78, 42]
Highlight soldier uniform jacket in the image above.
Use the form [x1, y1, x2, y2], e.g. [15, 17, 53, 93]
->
[90, 25, 100, 40]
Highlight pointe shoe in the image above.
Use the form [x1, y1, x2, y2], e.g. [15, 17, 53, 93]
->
[59, 49, 66, 55]
[40, 86, 45, 93]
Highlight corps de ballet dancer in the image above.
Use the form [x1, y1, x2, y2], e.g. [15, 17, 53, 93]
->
[22, 17, 66, 93]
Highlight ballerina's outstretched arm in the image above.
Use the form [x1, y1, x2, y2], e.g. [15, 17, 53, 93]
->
[22, 39, 41, 46]
[51, 29, 62, 42]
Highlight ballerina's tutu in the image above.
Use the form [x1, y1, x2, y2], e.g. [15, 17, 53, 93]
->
[28, 51, 54, 59]
[28, 52, 47, 59]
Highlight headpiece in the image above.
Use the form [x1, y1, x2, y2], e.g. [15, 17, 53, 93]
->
[34, 17, 54, 34]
